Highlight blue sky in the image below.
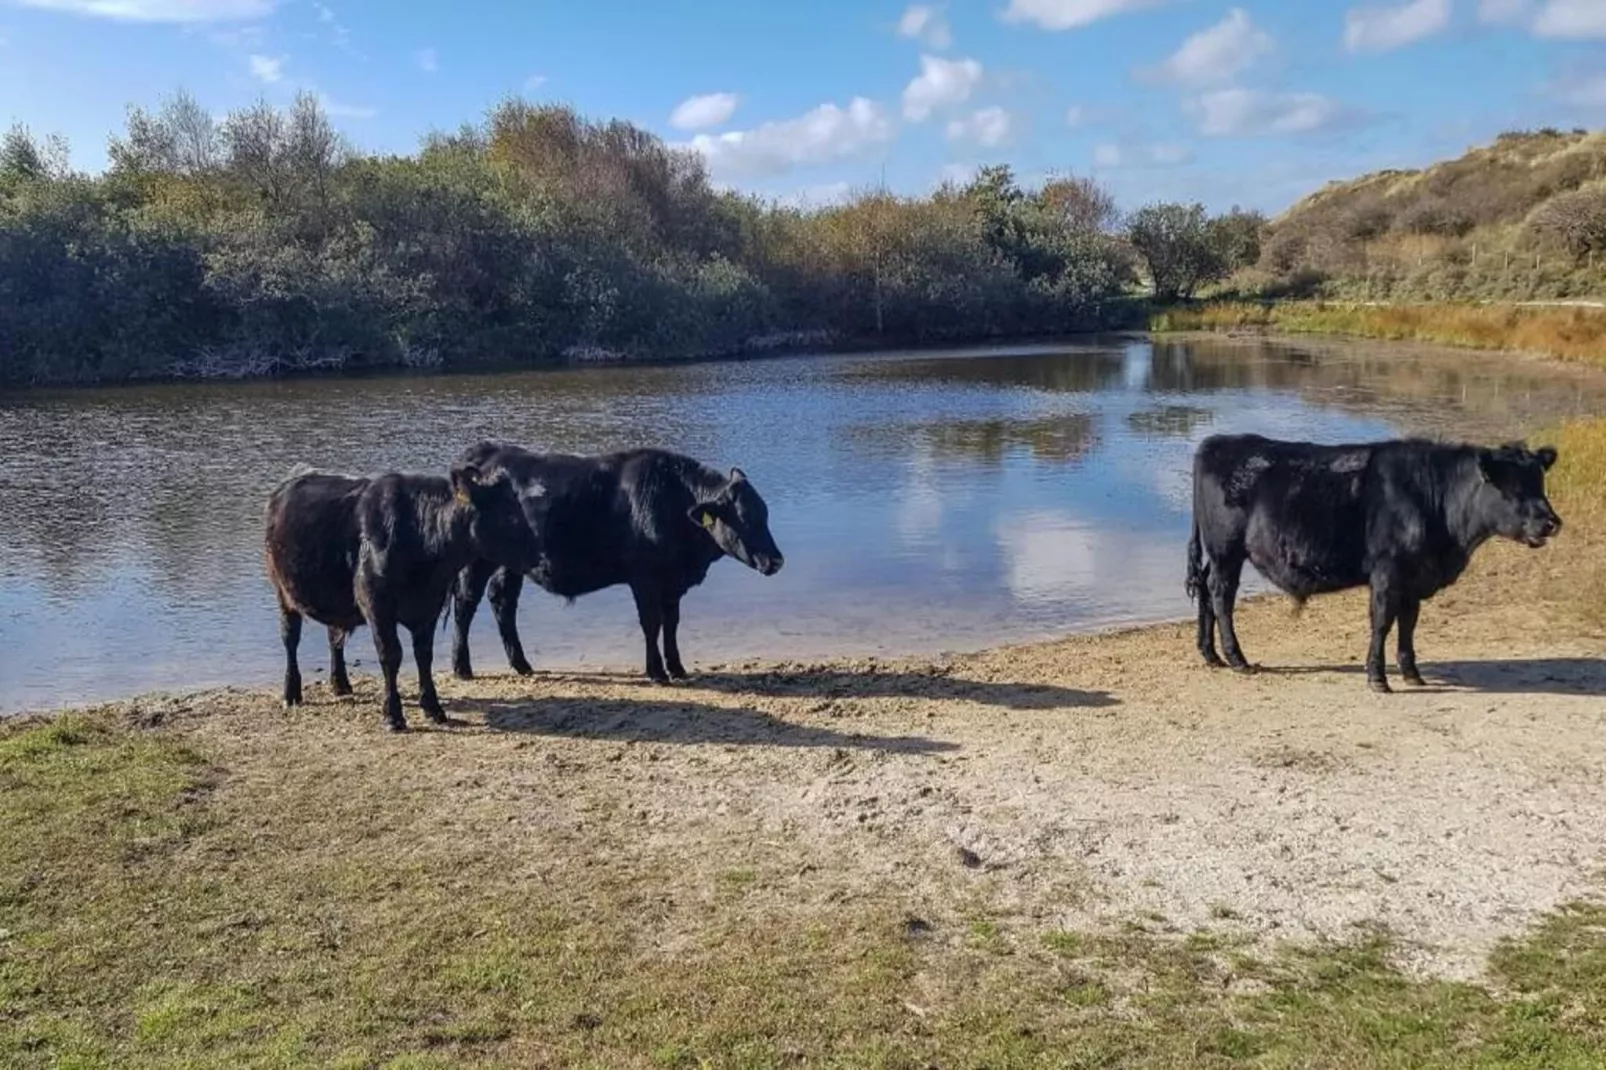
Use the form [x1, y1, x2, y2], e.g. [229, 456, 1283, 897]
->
[1, 0, 1604, 213]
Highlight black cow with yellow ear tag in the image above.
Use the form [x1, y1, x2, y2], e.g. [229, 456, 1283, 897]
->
[449, 444, 784, 684]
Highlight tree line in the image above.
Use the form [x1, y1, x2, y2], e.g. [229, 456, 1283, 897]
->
[0, 91, 1262, 387]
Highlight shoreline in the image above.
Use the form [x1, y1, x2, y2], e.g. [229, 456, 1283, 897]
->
[5, 459, 1604, 1064]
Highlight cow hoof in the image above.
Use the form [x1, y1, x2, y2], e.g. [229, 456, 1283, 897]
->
[1201, 653, 1226, 669]
[1229, 662, 1258, 676]
[1368, 677, 1392, 695]
[509, 659, 534, 677]
[1401, 670, 1426, 688]
[331, 681, 353, 697]
[647, 671, 670, 685]
[452, 666, 474, 682]
[667, 665, 690, 681]
[385, 720, 409, 733]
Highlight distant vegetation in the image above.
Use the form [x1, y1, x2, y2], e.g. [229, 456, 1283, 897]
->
[1239, 128, 1606, 301]
[0, 91, 1166, 388]
[6, 96, 1598, 388]
[1152, 301, 1606, 368]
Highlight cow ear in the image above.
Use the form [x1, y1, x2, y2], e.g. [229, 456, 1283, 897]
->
[450, 463, 482, 505]
[729, 467, 747, 484]
[1536, 446, 1558, 471]
[687, 502, 722, 533]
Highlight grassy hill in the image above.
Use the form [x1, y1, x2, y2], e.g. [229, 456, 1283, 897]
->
[1245, 128, 1606, 301]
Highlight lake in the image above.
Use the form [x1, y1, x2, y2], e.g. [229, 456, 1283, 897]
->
[3, 335, 1603, 714]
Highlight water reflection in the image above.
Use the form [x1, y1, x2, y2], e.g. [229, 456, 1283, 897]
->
[3, 336, 1603, 712]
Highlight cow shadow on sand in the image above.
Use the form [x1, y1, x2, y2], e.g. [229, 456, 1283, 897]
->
[535, 667, 1118, 712]
[456, 695, 960, 754]
[1264, 657, 1606, 697]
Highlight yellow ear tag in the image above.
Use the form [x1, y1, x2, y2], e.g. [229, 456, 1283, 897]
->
[455, 485, 471, 505]
[701, 511, 716, 530]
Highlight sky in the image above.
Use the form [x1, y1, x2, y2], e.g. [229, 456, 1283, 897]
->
[1, 0, 1604, 214]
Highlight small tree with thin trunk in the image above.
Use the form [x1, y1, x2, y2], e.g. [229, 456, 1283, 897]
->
[1125, 201, 1224, 299]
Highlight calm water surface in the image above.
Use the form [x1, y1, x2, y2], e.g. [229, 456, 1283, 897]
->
[3, 336, 1603, 713]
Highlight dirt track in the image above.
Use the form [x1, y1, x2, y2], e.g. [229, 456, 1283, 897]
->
[70, 536, 1605, 985]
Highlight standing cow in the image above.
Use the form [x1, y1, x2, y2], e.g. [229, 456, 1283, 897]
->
[264, 461, 542, 731]
[448, 443, 784, 684]
[1186, 433, 1561, 692]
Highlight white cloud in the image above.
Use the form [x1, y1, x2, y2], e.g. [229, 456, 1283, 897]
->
[902, 54, 983, 121]
[1065, 104, 1086, 127]
[313, 1, 334, 21]
[417, 47, 437, 74]
[524, 73, 548, 93]
[1145, 8, 1274, 86]
[945, 106, 1014, 146]
[680, 97, 895, 179]
[897, 3, 952, 48]
[1558, 71, 1606, 108]
[1001, 0, 1170, 31]
[1093, 142, 1192, 167]
[14, 0, 270, 19]
[670, 92, 740, 131]
[1187, 88, 1347, 136]
[779, 181, 854, 208]
[1343, 0, 1451, 52]
[1478, 0, 1530, 22]
[1534, 0, 1606, 38]
[319, 94, 376, 119]
[247, 53, 285, 83]
[937, 162, 981, 187]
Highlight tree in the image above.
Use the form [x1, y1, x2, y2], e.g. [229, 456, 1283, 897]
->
[109, 89, 221, 176]
[1528, 186, 1606, 260]
[1206, 207, 1265, 273]
[1125, 202, 1225, 299]
[1, 124, 69, 189]
[1038, 173, 1118, 236]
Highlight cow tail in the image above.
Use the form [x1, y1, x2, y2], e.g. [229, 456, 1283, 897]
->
[1185, 518, 1206, 603]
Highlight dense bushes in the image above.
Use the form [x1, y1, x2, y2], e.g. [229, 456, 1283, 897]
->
[0, 92, 1144, 387]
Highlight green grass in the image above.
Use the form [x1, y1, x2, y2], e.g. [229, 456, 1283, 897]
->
[2, 713, 1604, 1067]
[1150, 300, 1606, 369]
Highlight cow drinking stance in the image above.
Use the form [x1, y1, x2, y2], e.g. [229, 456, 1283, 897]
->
[449, 443, 784, 684]
[264, 462, 541, 730]
[1186, 434, 1560, 692]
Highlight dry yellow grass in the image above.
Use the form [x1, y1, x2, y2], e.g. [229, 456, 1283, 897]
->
[1153, 301, 1606, 368]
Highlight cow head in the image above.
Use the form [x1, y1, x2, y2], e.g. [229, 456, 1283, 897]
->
[687, 467, 784, 576]
[1475, 442, 1561, 549]
[452, 462, 542, 570]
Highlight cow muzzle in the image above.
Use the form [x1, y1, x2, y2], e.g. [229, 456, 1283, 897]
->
[1523, 515, 1561, 548]
[756, 553, 784, 576]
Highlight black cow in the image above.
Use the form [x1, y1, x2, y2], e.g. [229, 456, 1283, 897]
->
[1186, 433, 1561, 692]
[448, 443, 784, 684]
[264, 461, 541, 731]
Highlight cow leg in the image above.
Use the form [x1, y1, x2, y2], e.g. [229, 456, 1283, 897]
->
[1366, 574, 1400, 694]
[279, 601, 304, 707]
[631, 582, 669, 684]
[411, 619, 454, 726]
[661, 592, 688, 680]
[328, 627, 353, 696]
[1396, 597, 1425, 687]
[487, 567, 533, 676]
[450, 559, 493, 680]
[368, 608, 408, 732]
[1208, 555, 1253, 672]
[1196, 577, 1224, 668]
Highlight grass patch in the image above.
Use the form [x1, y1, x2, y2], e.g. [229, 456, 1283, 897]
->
[3, 705, 1606, 1067]
[1151, 300, 1606, 368]
[1541, 416, 1606, 628]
